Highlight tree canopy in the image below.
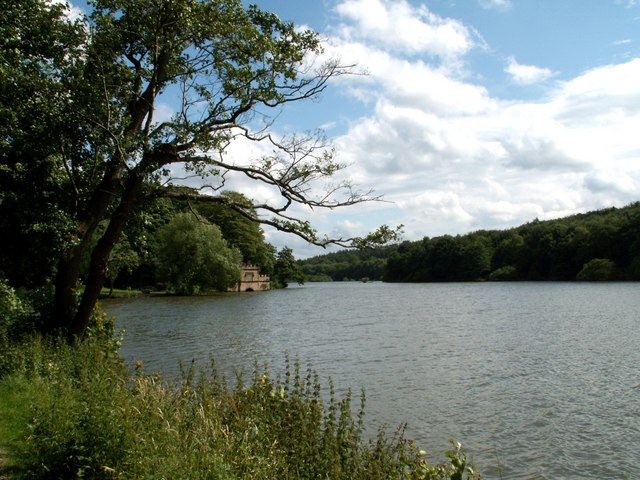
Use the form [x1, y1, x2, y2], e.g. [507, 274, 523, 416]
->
[194, 191, 276, 274]
[272, 247, 305, 288]
[156, 213, 242, 294]
[298, 248, 392, 281]
[0, 0, 398, 342]
[383, 203, 640, 282]
[300, 203, 640, 283]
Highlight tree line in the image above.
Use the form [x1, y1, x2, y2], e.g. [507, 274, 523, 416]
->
[299, 202, 640, 282]
[298, 248, 393, 281]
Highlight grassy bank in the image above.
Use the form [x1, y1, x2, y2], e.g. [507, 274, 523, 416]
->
[0, 374, 29, 478]
[0, 334, 479, 479]
[99, 288, 142, 299]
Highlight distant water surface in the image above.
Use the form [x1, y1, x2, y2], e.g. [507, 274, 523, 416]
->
[105, 282, 640, 479]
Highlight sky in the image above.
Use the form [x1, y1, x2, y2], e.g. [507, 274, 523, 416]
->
[242, 0, 640, 258]
[68, 0, 640, 258]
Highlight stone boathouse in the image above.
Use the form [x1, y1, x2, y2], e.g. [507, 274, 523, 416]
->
[232, 264, 270, 292]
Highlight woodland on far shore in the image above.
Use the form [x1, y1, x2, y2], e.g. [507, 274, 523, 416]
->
[299, 202, 640, 283]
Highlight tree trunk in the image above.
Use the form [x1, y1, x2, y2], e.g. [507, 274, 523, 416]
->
[51, 169, 126, 331]
[50, 245, 86, 334]
[67, 172, 145, 344]
[50, 60, 157, 338]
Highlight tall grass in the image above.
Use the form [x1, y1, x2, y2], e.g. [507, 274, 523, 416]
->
[0, 333, 480, 479]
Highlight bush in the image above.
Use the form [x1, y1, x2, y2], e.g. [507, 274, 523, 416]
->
[488, 265, 519, 281]
[576, 258, 618, 281]
[0, 278, 32, 339]
[0, 278, 34, 378]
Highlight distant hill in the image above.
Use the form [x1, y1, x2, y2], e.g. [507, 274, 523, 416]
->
[299, 202, 640, 282]
[298, 246, 396, 281]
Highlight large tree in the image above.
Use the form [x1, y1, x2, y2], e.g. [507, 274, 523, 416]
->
[1, 0, 398, 342]
[195, 191, 277, 274]
[156, 213, 242, 294]
[272, 247, 305, 288]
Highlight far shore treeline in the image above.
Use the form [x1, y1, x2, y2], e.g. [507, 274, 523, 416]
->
[299, 201, 640, 283]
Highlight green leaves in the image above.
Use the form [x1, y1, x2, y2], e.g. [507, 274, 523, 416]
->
[3, 340, 481, 479]
[195, 191, 276, 273]
[384, 202, 640, 283]
[351, 224, 405, 250]
[155, 212, 242, 294]
[272, 247, 305, 288]
[576, 258, 618, 281]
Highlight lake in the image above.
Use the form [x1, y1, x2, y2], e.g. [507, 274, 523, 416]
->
[104, 282, 640, 479]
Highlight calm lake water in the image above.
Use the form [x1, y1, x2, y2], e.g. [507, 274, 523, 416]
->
[104, 282, 640, 479]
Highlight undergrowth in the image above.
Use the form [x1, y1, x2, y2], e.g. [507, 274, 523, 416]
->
[0, 318, 480, 479]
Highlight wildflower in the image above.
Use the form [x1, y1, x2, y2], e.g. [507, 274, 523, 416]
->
[270, 387, 285, 399]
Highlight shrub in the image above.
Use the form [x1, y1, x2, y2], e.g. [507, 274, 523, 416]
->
[488, 265, 518, 281]
[576, 258, 618, 281]
[0, 278, 32, 339]
[0, 278, 34, 378]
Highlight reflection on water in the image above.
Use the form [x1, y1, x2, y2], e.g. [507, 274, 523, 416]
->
[105, 282, 640, 479]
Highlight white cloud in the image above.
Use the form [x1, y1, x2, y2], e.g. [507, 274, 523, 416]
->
[505, 57, 555, 85]
[326, 39, 493, 116]
[52, 0, 84, 20]
[478, 0, 512, 10]
[584, 170, 638, 195]
[555, 58, 640, 117]
[190, 3, 640, 256]
[400, 190, 473, 223]
[332, 0, 475, 60]
[324, 47, 640, 240]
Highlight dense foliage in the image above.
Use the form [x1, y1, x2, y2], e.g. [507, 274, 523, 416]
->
[300, 203, 640, 282]
[90, 192, 301, 293]
[271, 247, 306, 288]
[387, 203, 640, 282]
[194, 191, 278, 275]
[155, 213, 242, 294]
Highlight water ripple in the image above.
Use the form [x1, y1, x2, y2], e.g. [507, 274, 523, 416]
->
[106, 282, 640, 479]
